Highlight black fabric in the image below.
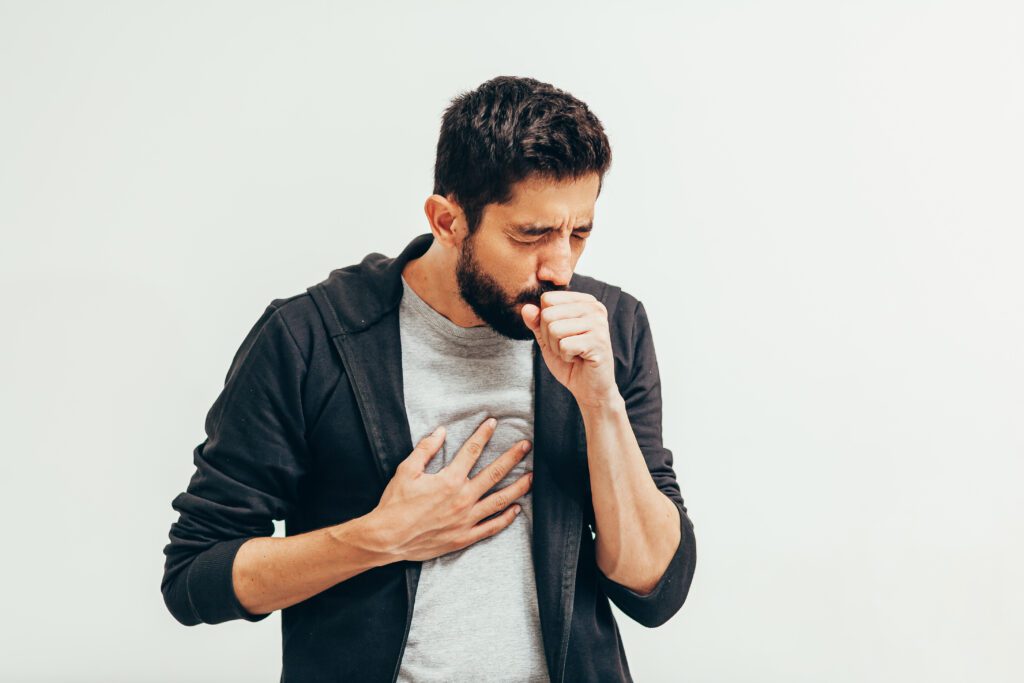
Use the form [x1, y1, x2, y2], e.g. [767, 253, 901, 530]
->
[161, 232, 697, 682]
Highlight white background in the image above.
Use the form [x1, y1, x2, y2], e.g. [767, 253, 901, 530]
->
[2, 1, 1021, 681]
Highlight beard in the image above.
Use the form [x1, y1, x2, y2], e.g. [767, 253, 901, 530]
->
[455, 232, 569, 341]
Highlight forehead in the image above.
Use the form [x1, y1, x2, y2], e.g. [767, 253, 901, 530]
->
[485, 172, 601, 226]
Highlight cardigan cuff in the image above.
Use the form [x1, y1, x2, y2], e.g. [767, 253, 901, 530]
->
[596, 498, 693, 628]
[186, 537, 272, 625]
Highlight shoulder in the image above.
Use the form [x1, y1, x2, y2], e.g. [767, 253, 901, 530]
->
[260, 291, 336, 374]
[570, 271, 644, 338]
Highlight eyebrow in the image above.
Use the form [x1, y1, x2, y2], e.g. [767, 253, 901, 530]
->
[510, 222, 594, 237]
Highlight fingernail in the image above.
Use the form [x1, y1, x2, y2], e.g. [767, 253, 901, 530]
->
[521, 441, 531, 452]
[486, 417, 497, 428]
[513, 505, 522, 515]
[433, 425, 445, 436]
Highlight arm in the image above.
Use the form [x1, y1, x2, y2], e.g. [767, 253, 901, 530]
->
[582, 395, 681, 596]
[588, 299, 697, 628]
[230, 513, 396, 616]
[160, 304, 395, 625]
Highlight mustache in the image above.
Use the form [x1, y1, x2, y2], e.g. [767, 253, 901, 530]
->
[515, 282, 570, 306]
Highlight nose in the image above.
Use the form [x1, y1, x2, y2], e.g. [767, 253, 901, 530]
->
[537, 233, 574, 287]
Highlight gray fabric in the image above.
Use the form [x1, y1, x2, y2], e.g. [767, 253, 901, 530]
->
[395, 273, 550, 683]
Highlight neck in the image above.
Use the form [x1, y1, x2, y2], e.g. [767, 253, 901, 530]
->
[402, 241, 484, 328]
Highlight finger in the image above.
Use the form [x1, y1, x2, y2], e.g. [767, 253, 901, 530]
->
[471, 469, 533, 523]
[467, 439, 531, 499]
[558, 331, 601, 364]
[538, 303, 555, 352]
[464, 501, 523, 546]
[448, 416, 497, 478]
[405, 425, 446, 473]
[540, 290, 594, 307]
[546, 317, 591, 359]
[521, 304, 543, 348]
[540, 309, 550, 353]
[521, 303, 541, 335]
[540, 301, 599, 325]
[538, 302, 595, 353]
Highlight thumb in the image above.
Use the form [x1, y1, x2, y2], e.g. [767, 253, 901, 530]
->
[521, 303, 541, 336]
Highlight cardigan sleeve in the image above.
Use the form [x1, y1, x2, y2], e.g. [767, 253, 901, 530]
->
[594, 299, 698, 628]
[161, 303, 310, 626]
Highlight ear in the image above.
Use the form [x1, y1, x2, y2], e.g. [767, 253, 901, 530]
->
[423, 194, 463, 247]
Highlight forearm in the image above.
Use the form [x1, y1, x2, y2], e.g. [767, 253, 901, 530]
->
[232, 512, 399, 616]
[581, 393, 681, 595]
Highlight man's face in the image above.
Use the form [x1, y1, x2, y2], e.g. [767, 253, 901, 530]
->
[455, 172, 601, 340]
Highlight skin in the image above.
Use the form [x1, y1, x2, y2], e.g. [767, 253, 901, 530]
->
[397, 171, 681, 594]
[402, 172, 599, 336]
[232, 172, 681, 615]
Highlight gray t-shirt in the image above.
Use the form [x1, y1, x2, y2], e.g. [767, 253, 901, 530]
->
[395, 273, 550, 683]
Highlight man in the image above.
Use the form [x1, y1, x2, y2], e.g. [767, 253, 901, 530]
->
[162, 75, 697, 683]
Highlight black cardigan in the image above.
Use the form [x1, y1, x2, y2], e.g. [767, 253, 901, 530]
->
[161, 232, 697, 682]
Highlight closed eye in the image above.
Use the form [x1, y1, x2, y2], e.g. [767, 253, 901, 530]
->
[512, 230, 591, 245]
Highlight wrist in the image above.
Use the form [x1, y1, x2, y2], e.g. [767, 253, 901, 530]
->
[577, 388, 627, 419]
[331, 510, 405, 568]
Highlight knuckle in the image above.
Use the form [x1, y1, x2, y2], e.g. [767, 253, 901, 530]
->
[441, 472, 461, 493]
[452, 492, 472, 512]
[493, 492, 508, 511]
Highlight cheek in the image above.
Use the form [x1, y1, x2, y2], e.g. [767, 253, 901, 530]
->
[568, 245, 584, 269]
[484, 255, 530, 298]
[490, 249, 534, 284]
[479, 237, 521, 270]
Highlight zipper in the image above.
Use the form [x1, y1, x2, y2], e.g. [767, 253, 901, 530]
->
[390, 565, 417, 683]
[327, 331, 414, 683]
[556, 413, 589, 682]
[555, 514, 583, 683]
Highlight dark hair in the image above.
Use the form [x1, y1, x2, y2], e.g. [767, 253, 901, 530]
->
[433, 75, 613, 235]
